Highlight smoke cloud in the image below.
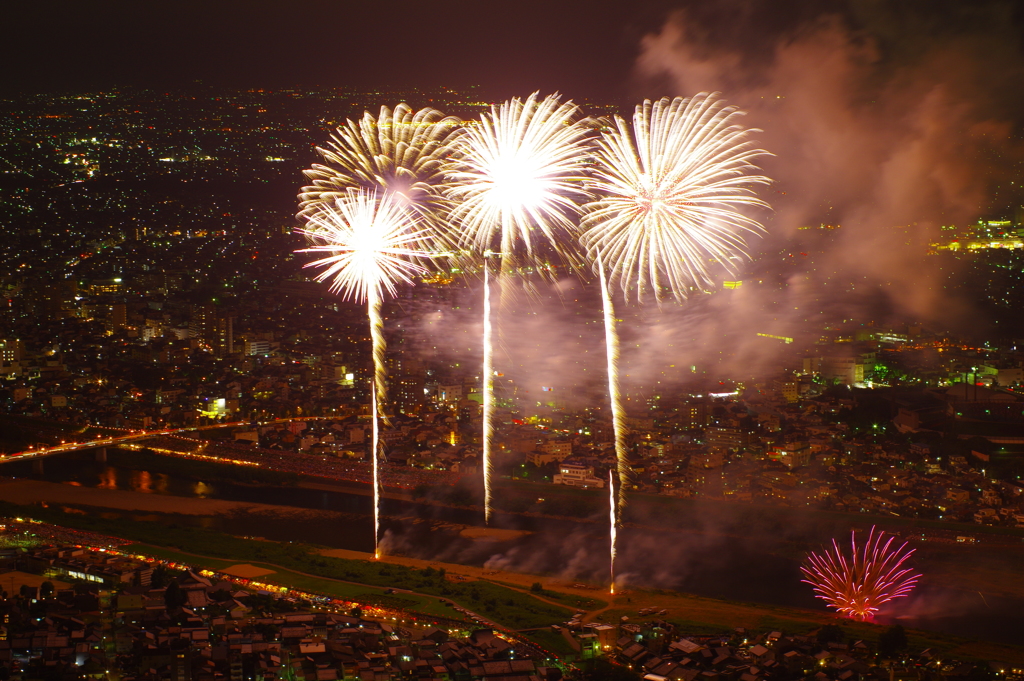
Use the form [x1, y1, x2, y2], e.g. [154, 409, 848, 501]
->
[633, 1, 1024, 326]
[408, 3, 1024, 396]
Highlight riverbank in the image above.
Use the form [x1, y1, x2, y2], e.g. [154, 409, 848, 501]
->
[4, 498, 1024, 663]
[0, 478, 281, 516]
[77, 524, 1024, 665]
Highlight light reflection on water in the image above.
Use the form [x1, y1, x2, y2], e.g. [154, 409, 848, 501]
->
[12, 452, 1024, 646]
[94, 466, 171, 495]
[131, 470, 152, 493]
[97, 467, 117, 490]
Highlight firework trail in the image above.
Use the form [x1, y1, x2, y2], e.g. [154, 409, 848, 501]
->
[296, 189, 432, 557]
[608, 469, 617, 594]
[482, 264, 494, 518]
[599, 254, 628, 565]
[445, 93, 592, 523]
[582, 94, 770, 509]
[801, 526, 921, 621]
[370, 386, 380, 559]
[298, 103, 461, 234]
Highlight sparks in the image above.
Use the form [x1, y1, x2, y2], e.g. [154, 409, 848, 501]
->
[298, 103, 460, 235]
[801, 526, 921, 621]
[445, 93, 591, 523]
[482, 263, 494, 522]
[608, 469, 617, 594]
[371, 386, 381, 561]
[296, 189, 432, 558]
[446, 93, 591, 271]
[581, 93, 770, 302]
[599, 255, 629, 508]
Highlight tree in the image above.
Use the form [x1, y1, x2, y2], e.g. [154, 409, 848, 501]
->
[877, 625, 908, 657]
[530, 582, 544, 593]
[164, 579, 186, 610]
[816, 624, 844, 645]
[151, 564, 170, 588]
[39, 581, 54, 599]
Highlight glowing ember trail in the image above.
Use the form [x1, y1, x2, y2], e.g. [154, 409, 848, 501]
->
[608, 469, 617, 594]
[445, 93, 591, 523]
[370, 385, 380, 559]
[481, 264, 494, 522]
[296, 189, 432, 558]
[598, 255, 629, 507]
[801, 525, 921, 621]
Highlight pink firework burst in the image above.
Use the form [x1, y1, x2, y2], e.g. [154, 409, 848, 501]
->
[801, 525, 921, 621]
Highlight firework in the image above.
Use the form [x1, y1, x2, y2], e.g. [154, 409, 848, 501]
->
[801, 526, 921, 621]
[297, 189, 432, 558]
[482, 263, 494, 520]
[608, 469, 617, 594]
[298, 104, 461, 233]
[445, 93, 592, 522]
[582, 94, 769, 509]
[599, 252, 629, 513]
[581, 93, 770, 302]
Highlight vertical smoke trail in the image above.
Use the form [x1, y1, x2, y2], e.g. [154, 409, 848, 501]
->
[482, 264, 494, 523]
[371, 383, 381, 559]
[598, 256, 630, 506]
[608, 469, 617, 594]
[368, 287, 385, 559]
[368, 287, 388, 426]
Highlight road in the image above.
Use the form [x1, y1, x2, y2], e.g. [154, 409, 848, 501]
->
[0, 416, 340, 463]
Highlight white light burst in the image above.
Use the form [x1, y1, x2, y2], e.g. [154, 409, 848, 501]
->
[299, 103, 461, 230]
[298, 189, 432, 301]
[581, 93, 770, 302]
[446, 92, 592, 269]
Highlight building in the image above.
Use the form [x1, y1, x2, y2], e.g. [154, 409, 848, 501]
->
[553, 462, 605, 488]
[0, 339, 25, 363]
[773, 378, 799, 403]
[706, 427, 751, 452]
[190, 304, 235, 357]
[243, 339, 271, 356]
[526, 440, 573, 466]
[678, 397, 709, 428]
[770, 441, 812, 469]
[105, 303, 127, 332]
[392, 357, 426, 414]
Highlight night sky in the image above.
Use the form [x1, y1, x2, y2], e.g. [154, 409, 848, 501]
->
[7, 0, 1021, 105]
[4, 0, 676, 101]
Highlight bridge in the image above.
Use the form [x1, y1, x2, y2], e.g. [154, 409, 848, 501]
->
[0, 416, 356, 473]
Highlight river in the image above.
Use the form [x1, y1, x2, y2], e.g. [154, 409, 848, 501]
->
[3, 451, 1022, 645]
